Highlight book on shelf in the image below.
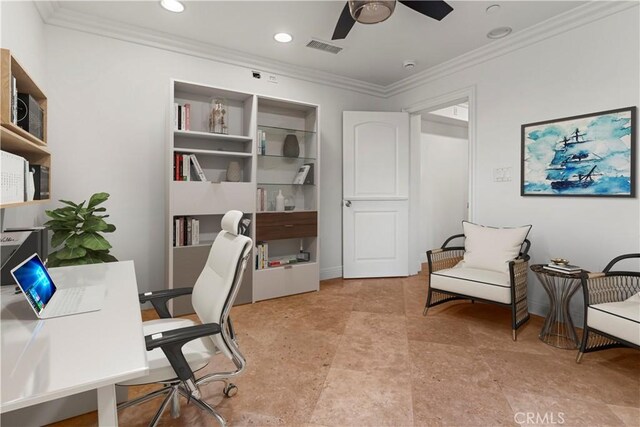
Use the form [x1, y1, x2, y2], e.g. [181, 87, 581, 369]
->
[182, 154, 189, 181]
[173, 103, 191, 131]
[256, 187, 266, 211]
[257, 130, 266, 155]
[173, 216, 200, 247]
[31, 165, 49, 200]
[11, 75, 17, 124]
[256, 242, 269, 269]
[293, 163, 313, 185]
[190, 155, 207, 181]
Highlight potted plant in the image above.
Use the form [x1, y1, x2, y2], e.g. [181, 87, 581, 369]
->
[44, 192, 117, 267]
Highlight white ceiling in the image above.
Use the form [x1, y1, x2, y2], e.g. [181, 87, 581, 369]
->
[55, 1, 586, 86]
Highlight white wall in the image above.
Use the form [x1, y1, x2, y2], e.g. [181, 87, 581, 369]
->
[42, 25, 384, 294]
[0, 1, 48, 230]
[420, 120, 468, 256]
[392, 6, 640, 322]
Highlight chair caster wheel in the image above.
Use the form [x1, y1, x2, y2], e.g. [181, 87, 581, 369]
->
[223, 383, 238, 398]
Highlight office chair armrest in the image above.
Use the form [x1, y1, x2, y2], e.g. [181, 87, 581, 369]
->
[139, 287, 194, 319]
[145, 323, 221, 382]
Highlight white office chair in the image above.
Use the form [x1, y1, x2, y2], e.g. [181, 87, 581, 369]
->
[117, 210, 252, 427]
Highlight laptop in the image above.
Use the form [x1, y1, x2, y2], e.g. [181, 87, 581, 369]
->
[11, 253, 106, 319]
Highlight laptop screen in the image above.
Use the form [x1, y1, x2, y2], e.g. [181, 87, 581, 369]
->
[12, 254, 57, 314]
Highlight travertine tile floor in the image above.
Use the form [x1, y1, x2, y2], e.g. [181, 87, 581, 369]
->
[50, 275, 639, 426]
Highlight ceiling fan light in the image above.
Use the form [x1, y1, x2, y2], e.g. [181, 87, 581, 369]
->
[349, 0, 396, 24]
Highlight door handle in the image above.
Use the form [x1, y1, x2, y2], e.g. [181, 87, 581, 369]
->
[345, 200, 352, 207]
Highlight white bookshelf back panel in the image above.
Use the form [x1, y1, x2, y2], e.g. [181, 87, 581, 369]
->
[172, 181, 255, 216]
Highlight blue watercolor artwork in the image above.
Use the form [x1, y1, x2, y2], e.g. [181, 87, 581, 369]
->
[521, 107, 636, 197]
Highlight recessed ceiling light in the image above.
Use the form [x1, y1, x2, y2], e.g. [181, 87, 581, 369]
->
[487, 26, 512, 39]
[160, 0, 184, 13]
[486, 4, 501, 14]
[274, 33, 293, 43]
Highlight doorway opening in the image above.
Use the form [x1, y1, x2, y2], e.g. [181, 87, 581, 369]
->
[404, 87, 475, 274]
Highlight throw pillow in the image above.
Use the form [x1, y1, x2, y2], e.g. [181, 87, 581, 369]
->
[462, 221, 531, 273]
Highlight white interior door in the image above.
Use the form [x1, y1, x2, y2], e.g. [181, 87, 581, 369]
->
[343, 111, 409, 278]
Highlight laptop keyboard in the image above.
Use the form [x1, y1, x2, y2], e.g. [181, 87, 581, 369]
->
[55, 287, 86, 314]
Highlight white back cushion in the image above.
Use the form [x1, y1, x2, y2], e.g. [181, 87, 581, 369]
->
[462, 221, 531, 273]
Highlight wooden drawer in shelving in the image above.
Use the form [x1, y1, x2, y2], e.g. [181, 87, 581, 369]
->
[256, 211, 317, 240]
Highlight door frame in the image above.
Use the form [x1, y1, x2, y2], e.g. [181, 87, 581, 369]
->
[402, 85, 477, 274]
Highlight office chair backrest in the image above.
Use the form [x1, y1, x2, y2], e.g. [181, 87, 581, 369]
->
[192, 210, 252, 359]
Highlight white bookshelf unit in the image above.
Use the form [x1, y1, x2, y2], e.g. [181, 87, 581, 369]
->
[167, 80, 319, 313]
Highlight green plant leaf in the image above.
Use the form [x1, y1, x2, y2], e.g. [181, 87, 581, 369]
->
[65, 234, 83, 248]
[88, 192, 110, 209]
[80, 233, 112, 251]
[95, 251, 118, 263]
[47, 254, 61, 267]
[104, 224, 116, 233]
[56, 246, 87, 260]
[51, 231, 72, 248]
[82, 216, 108, 232]
[45, 210, 68, 220]
[83, 251, 105, 264]
[91, 207, 107, 213]
[59, 199, 79, 208]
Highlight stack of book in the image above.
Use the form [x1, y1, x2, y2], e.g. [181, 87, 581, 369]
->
[256, 242, 268, 269]
[257, 130, 267, 155]
[173, 216, 200, 247]
[173, 153, 206, 181]
[256, 187, 267, 211]
[173, 103, 191, 131]
[543, 263, 582, 274]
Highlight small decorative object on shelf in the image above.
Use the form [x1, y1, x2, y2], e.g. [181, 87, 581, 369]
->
[276, 189, 285, 211]
[550, 258, 569, 265]
[283, 134, 300, 158]
[226, 160, 241, 182]
[284, 196, 295, 211]
[209, 98, 228, 134]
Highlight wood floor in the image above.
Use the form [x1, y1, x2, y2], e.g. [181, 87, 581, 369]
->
[49, 275, 639, 426]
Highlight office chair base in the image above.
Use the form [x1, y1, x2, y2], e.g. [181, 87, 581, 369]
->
[223, 383, 238, 397]
[177, 386, 227, 426]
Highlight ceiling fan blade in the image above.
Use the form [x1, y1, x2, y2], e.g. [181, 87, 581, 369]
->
[332, 2, 356, 40]
[398, 0, 453, 21]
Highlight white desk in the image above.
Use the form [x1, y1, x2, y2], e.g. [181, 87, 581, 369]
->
[1, 260, 148, 426]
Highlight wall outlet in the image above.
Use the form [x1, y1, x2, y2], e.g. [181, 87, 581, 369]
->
[267, 74, 278, 84]
[493, 167, 512, 182]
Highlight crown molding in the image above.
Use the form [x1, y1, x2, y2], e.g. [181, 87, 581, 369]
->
[34, 1, 638, 99]
[385, 1, 639, 97]
[34, 2, 387, 98]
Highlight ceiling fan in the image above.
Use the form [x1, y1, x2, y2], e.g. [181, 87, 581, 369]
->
[332, 0, 454, 40]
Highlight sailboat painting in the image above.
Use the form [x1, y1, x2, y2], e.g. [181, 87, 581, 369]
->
[521, 107, 636, 197]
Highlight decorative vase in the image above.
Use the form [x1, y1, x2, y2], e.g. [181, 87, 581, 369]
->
[209, 98, 228, 134]
[226, 161, 241, 182]
[283, 134, 300, 158]
[275, 190, 285, 212]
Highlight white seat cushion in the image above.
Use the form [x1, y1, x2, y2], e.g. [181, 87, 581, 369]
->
[118, 318, 217, 386]
[588, 297, 640, 346]
[431, 267, 512, 304]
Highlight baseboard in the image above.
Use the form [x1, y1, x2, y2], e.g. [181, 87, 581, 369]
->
[320, 265, 343, 280]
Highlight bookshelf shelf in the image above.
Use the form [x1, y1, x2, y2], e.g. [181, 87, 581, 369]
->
[258, 125, 316, 135]
[258, 153, 316, 161]
[173, 148, 252, 158]
[174, 129, 252, 143]
[0, 48, 50, 207]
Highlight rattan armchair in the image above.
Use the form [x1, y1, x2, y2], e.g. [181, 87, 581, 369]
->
[424, 234, 531, 340]
[576, 253, 640, 363]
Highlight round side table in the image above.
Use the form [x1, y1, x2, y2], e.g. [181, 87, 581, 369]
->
[530, 264, 585, 349]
